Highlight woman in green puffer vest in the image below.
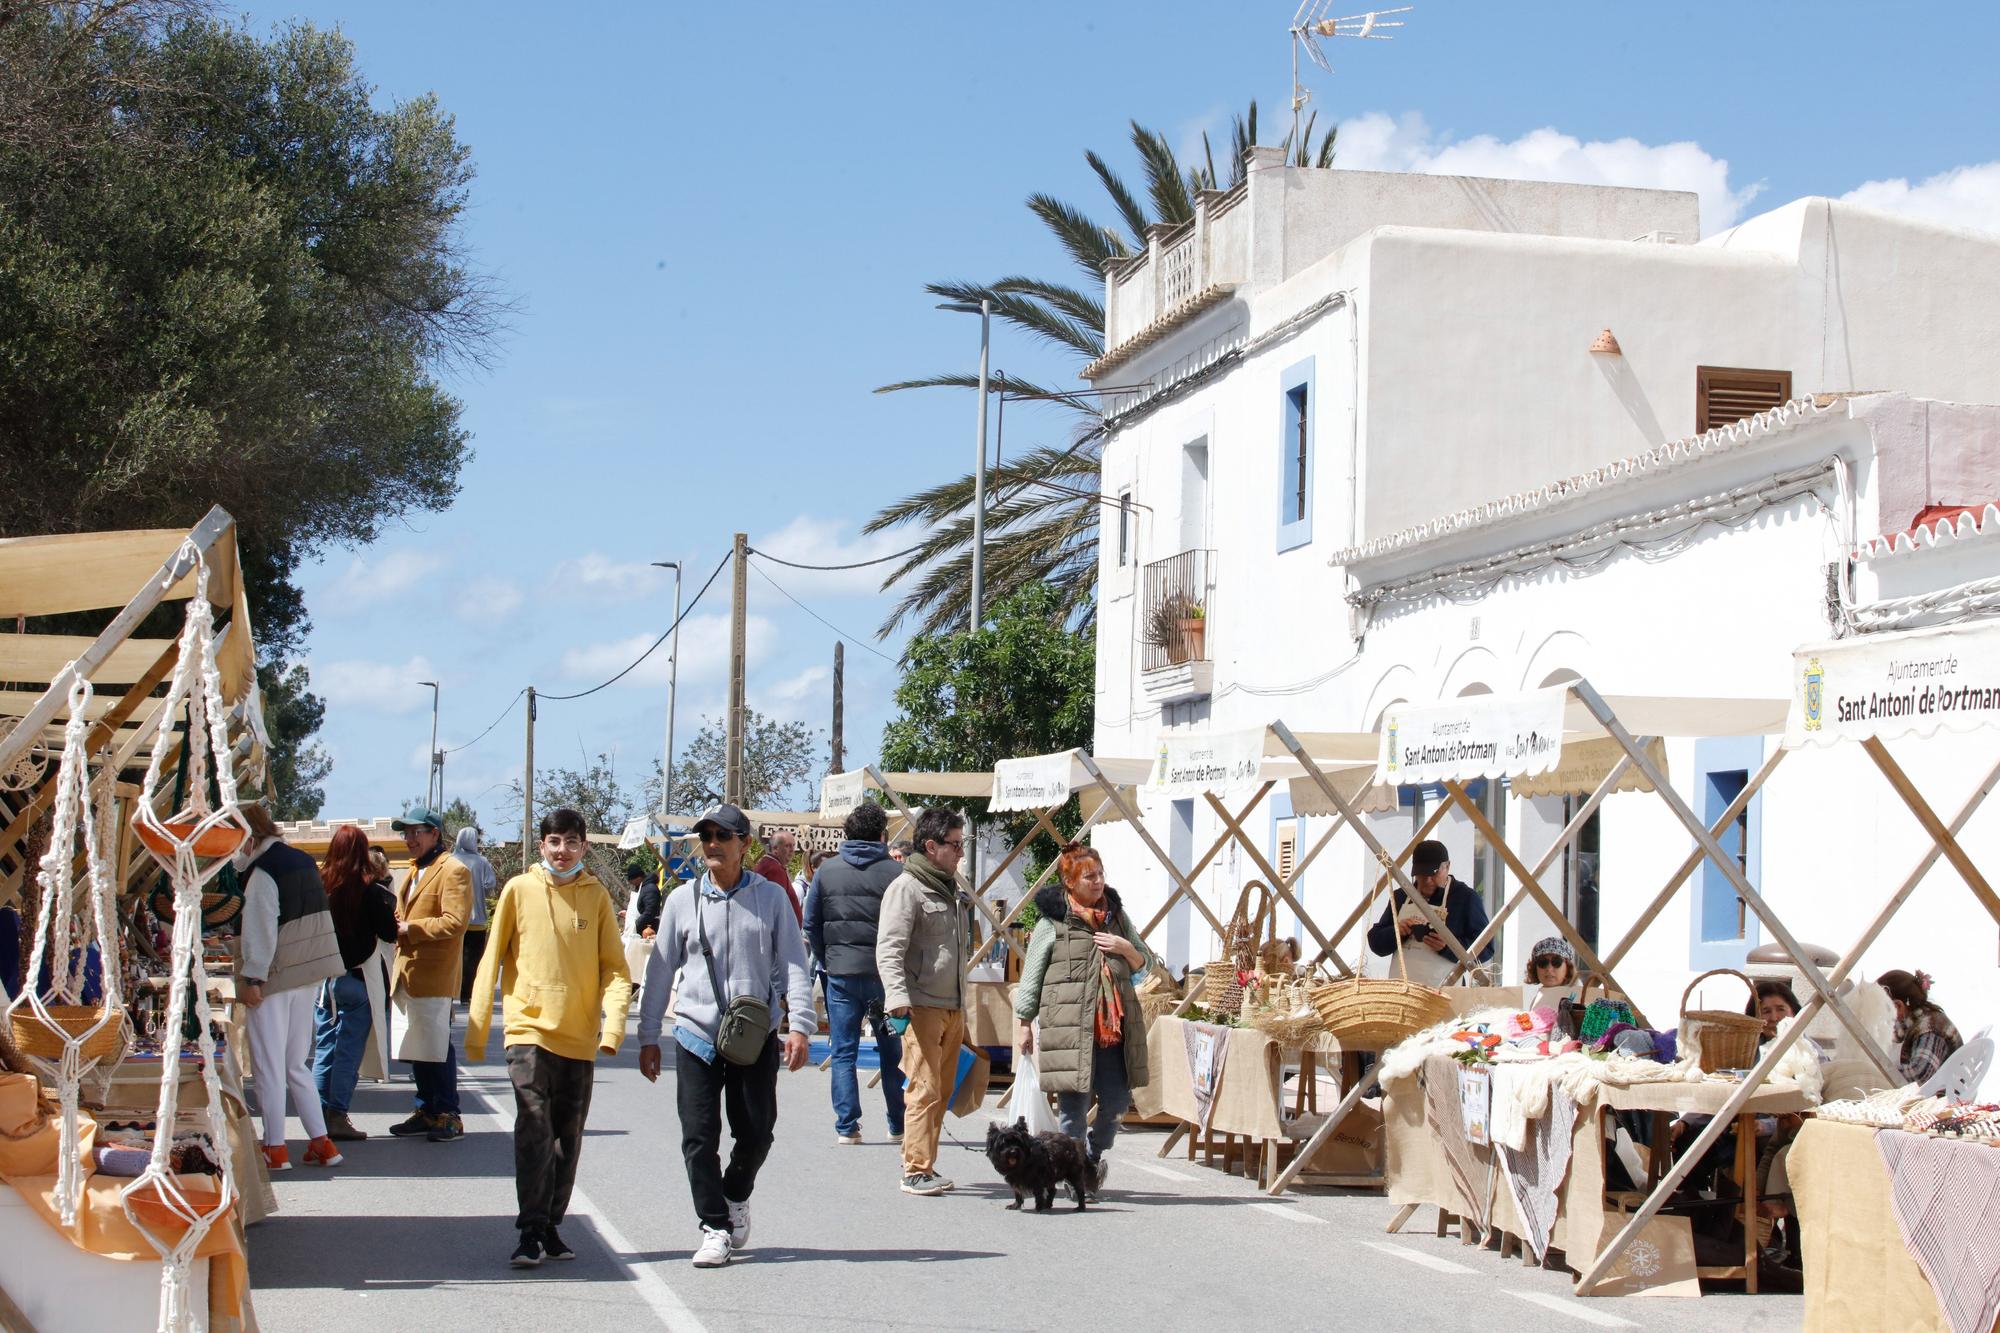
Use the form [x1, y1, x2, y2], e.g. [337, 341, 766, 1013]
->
[1014, 843, 1159, 1192]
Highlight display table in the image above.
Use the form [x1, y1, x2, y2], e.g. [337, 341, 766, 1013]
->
[100, 1049, 276, 1227]
[1385, 1055, 1813, 1289]
[1789, 1118, 2000, 1333]
[1134, 1015, 1383, 1189]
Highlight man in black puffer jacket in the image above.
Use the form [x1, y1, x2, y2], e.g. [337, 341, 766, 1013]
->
[803, 802, 906, 1145]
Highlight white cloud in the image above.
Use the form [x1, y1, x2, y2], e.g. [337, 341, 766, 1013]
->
[547, 553, 674, 603]
[557, 613, 776, 691]
[315, 655, 440, 716]
[322, 549, 450, 612]
[750, 516, 919, 598]
[765, 664, 831, 707]
[1841, 162, 2000, 236]
[456, 576, 524, 621]
[1333, 112, 1761, 238]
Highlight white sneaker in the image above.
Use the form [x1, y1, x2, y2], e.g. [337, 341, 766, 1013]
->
[691, 1227, 732, 1269]
[835, 1132, 862, 1145]
[725, 1197, 751, 1249]
[887, 1129, 904, 1143]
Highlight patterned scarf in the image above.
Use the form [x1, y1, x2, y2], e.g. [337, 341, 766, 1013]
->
[1067, 895, 1125, 1047]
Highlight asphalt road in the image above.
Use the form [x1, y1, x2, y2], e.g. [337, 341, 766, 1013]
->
[248, 1009, 1806, 1333]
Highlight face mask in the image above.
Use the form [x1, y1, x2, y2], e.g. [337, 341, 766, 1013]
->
[541, 859, 583, 881]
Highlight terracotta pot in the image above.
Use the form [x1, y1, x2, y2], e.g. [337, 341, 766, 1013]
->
[1179, 618, 1207, 660]
[134, 814, 248, 861]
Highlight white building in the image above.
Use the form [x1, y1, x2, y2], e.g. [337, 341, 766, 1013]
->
[1087, 147, 2000, 1032]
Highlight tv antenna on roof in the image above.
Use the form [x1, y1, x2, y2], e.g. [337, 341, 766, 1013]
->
[1289, 5, 1412, 155]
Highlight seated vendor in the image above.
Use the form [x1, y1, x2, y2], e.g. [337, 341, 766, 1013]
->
[1364, 840, 1494, 987]
[1878, 968, 1963, 1086]
[1524, 935, 1580, 1009]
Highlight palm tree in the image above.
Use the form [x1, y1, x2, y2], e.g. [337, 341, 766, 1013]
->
[868, 103, 1338, 638]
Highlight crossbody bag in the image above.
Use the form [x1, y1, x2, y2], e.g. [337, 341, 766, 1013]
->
[695, 890, 773, 1066]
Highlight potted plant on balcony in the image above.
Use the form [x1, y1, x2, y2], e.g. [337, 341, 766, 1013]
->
[1144, 593, 1206, 665]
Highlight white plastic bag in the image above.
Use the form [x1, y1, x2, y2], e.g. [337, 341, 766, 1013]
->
[998, 1052, 1061, 1137]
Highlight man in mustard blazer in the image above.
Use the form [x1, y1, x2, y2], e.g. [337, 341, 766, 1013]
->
[390, 806, 473, 1142]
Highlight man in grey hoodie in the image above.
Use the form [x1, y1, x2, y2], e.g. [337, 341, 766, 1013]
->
[638, 803, 813, 1270]
[802, 800, 906, 1146]
[453, 826, 498, 1006]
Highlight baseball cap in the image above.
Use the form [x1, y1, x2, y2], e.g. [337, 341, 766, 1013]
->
[691, 803, 751, 840]
[392, 806, 446, 833]
[1411, 839, 1450, 875]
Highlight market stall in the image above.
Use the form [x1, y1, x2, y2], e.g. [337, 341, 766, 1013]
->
[0, 511, 268, 1332]
[1789, 1110, 2000, 1333]
[1609, 620, 2000, 1309]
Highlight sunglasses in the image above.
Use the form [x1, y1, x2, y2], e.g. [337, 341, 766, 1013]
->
[1533, 956, 1567, 968]
[696, 829, 739, 844]
[934, 837, 964, 850]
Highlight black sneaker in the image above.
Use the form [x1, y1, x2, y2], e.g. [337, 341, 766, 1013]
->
[426, 1114, 465, 1143]
[510, 1233, 543, 1268]
[541, 1226, 575, 1261]
[388, 1111, 435, 1138]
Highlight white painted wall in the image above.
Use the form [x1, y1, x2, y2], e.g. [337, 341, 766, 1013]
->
[1090, 169, 2000, 1043]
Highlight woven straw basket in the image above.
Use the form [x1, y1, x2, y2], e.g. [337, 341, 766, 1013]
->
[10, 1004, 128, 1064]
[1203, 881, 1277, 1019]
[1308, 918, 1449, 1047]
[1680, 968, 1765, 1073]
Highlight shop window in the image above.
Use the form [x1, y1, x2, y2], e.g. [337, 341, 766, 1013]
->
[1691, 736, 1763, 968]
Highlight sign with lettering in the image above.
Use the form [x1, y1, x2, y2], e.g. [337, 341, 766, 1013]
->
[990, 751, 1076, 812]
[820, 770, 868, 820]
[1788, 622, 2000, 747]
[1378, 687, 1567, 786]
[1148, 728, 1266, 796]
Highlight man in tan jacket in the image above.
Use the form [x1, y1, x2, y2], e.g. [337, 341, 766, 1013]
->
[390, 806, 473, 1142]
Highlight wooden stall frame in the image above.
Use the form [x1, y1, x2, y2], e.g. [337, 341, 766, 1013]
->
[1569, 674, 2000, 1294]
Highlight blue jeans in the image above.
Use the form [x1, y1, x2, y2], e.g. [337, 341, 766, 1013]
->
[312, 972, 372, 1114]
[1056, 1037, 1133, 1161]
[823, 973, 905, 1137]
[411, 1041, 460, 1116]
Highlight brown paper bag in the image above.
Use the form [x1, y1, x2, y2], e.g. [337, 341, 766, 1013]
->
[1308, 1101, 1385, 1176]
[949, 1049, 992, 1118]
[1586, 1213, 1700, 1298]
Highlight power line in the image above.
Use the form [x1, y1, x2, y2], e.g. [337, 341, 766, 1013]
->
[745, 542, 924, 572]
[441, 688, 525, 755]
[746, 558, 899, 664]
[536, 549, 732, 701]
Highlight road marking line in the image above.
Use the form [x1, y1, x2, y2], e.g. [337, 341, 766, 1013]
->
[1123, 1158, 1194, 1183]
[463, 1081, 709, 1333]
[1360, 1241, 1476, 1275]
[1249, 1201, 1326, 1225]
[1505, 1291, 1639, 1328]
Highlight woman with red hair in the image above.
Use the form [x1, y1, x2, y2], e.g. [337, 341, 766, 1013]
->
[313, 825, 398, 1141]
[1014, 842, 1158, 1198]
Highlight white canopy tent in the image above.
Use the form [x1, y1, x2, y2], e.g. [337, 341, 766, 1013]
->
[817, 755, 1153, 967]
[1576, 625, 2000, 1294]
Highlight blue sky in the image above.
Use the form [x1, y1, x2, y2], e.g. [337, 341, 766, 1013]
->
[245, 1, 2000, 833]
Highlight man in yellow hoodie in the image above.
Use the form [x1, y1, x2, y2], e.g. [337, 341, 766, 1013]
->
[467, 808, 634, 1269]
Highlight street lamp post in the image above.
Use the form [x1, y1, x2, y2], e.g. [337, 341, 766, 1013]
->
[651, 561, 683, 823]
[417, 679, 440, 809]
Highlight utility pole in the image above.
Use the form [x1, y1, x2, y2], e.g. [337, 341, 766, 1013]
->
[522, 686, 536, 856]
[971, 298, 990, 629]
[968, 299, 990, 898]
[726, 532, 747, 805]
[652, 560, 683, 820]
[830, 641, 844, 774]
[418, 680, 440, 808]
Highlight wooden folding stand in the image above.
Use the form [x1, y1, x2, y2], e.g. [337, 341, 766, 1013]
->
[1576, 631, 2000, 1294]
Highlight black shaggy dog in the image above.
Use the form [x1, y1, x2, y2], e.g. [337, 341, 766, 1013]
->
[985, 1118, 1092, 1212]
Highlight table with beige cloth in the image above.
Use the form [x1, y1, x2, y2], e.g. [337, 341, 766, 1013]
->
[1789, 1118, 1999, 1333]
[1384, 1055, 1812, 1281]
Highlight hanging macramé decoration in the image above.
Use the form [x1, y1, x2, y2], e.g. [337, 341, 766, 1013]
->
[122, 547, 251, 1333]
[3, 674, 129, 1226]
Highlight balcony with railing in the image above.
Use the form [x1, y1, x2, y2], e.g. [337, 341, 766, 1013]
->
[1140, 549, 1214, 702]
